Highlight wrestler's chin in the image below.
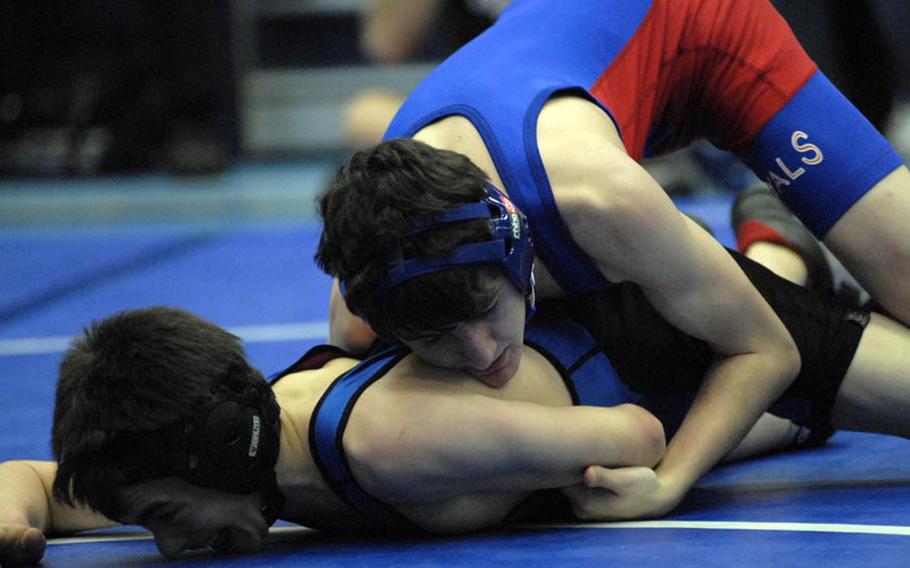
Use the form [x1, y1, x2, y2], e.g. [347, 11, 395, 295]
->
[473, 348, 521, 388]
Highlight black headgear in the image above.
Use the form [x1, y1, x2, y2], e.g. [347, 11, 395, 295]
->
[162, 368, 285, 524]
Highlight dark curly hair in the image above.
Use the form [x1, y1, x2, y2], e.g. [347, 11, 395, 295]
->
[51, 306, 271, 520]
[315, 138, 506, 341]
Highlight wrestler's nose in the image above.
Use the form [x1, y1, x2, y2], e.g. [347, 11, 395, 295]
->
[154, 530, 190, 559]
[455, 323, 497, 371]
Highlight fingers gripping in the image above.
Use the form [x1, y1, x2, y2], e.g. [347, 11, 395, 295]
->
[584, 465, 656, 495]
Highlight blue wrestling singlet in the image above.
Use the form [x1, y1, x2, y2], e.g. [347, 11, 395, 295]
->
[385, 0, 904, 292]
[303, 306, 642, 533]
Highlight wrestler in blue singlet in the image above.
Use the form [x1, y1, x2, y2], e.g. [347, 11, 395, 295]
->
[385, 0, 903, 294]
[283, 251, 869, 531]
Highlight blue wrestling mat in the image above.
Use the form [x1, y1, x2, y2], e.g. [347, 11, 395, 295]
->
[1, 168, 908, 567]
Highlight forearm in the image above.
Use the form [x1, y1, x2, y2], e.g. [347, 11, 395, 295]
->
[371, 393, 665, 502]
[656, 352, 795, 498]
[0, 461, 53, 532]
[0, 460, 114, 535]
[514, 404, 665, 488]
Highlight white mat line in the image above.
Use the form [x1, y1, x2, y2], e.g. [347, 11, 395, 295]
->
[524, 520, 910, 536]
[47, 520, 910, 546]
[0, 321, 329, 356]
[47, 525, 313, 546]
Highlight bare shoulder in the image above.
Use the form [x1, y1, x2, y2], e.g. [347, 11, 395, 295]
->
[536, 94, 628, 189]
[536, 94, 686, 281]
[339, 359, 473, 501]
[536, 94, 660, 218]
[336, 353, 570, 532]
[338, 382, 526, 532]
[340, 349, 570, 504]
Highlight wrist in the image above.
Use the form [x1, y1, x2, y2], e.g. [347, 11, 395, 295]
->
[653, 466, 694, 501]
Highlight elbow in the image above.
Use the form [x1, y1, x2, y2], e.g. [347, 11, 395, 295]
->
[328, 296, 378, 354]
[331, 322, 377, 355]
[620, 404, 666, 467]
[741, 310, 802, 390]
[640, 410, 667, 467]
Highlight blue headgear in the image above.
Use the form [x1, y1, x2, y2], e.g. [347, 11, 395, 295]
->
[343, 183, 535, 316]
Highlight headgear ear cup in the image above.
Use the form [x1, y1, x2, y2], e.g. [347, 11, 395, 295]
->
[171, 382, 282, 497]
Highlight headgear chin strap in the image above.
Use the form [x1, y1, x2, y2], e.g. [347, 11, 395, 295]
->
[356, 183, 535, 315]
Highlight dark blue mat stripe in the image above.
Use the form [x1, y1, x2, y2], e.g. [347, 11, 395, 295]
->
[0, 233, 218, 326]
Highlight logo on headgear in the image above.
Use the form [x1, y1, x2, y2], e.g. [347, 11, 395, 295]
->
[248, 415, 261, 457]
[501, 195, 522, 240]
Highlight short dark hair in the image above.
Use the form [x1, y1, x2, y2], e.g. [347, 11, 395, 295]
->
[315, 138, 505, 341]
[51, 306, 267, 519]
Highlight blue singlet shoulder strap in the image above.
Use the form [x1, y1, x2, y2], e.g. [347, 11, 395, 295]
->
[524, 305, 642, 408]
[308, 346, 423, 533]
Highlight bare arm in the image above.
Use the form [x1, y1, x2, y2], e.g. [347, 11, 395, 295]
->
[600, 190, 798, 516]
[825, 165, 910, 326]
[537, 97, 801, 518]
[328, 279, 378, 353]
[346, 390, 665, 505]
[0, 460, 116, 564]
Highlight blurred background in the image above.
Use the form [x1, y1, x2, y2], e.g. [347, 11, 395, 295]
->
[0, 0, 503, 226]
[0, 0, 909, 224]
